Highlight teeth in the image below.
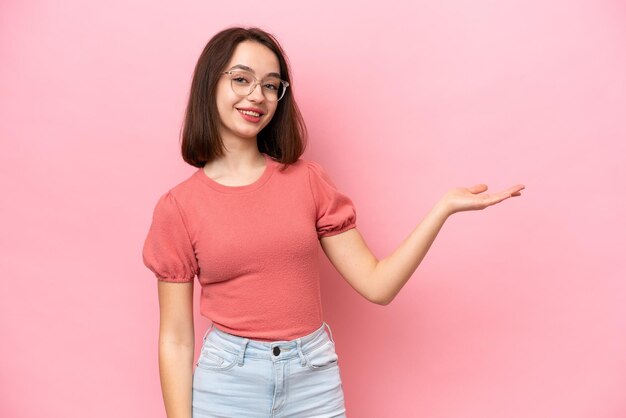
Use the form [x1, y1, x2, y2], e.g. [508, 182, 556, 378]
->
[240, 110, 260, 117]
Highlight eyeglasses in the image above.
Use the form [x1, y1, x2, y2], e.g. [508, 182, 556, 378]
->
[221, 70, 289, 102]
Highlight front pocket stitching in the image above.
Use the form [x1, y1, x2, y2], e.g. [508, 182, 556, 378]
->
[304, 342, 338, 371]
[306, 357, 338, 371]
[196, 357, 238, 371]
[196, 350, 237, 371]
[307, 340, 333, 355]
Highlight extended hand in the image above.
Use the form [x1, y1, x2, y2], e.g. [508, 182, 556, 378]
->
[441, 183, 525, 215]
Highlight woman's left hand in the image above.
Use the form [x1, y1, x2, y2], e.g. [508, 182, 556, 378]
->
[440, 183, 525, 216]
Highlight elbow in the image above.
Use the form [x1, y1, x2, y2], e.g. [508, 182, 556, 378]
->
[371, 298, 388, 306]
[376, 295, 393, 306]
[158, 324, 195, 348]
[367, 271, 393, 306]
[369, 289, 393, 306]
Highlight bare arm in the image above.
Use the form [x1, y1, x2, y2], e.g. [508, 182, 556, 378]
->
[157, 281, 195, 418]
[320, 183, 525, 305]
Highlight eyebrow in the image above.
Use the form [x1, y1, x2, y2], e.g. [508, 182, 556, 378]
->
[227, 64, 281, 79]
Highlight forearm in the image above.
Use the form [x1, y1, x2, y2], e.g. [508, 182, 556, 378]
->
[372, 199, 451, 305]
[158, 341, 195, 418]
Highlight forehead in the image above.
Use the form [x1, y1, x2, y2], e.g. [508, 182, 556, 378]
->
[225, 41, 281, 77]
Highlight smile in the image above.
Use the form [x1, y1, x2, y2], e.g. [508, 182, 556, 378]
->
[237, 108, 263, 117]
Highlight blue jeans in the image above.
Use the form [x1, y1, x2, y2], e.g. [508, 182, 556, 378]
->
[192, 322, 347, 418]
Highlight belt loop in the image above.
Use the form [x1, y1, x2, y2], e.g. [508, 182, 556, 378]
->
[237, 338, 249, 367]
[202, 323, 214, 342]
[296, 338, 307, 366]
[324, 322, 335, 345]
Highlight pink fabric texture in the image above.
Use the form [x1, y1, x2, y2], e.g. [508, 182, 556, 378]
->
[142, 153, 357, 341]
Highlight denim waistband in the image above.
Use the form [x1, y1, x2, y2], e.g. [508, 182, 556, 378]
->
[201, 322, 335, 364]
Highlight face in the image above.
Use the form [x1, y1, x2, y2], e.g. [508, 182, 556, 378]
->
[215, 41, 282, 142]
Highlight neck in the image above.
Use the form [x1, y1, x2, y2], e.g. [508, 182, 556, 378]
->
[206, 131, 265, 175]
[214, 148, 265, 172]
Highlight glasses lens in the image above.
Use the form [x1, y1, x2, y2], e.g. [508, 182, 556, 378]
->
[261, 78, 282, 102]
[229, 71, 254, 96]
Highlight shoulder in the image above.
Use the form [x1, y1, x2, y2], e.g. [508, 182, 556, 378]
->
[152, 169, 202, 211]
[280, 158, 337, 190]
[299, 158, 336, 185]
[269, 156, 321, 179]
[281, 156, 328, 177]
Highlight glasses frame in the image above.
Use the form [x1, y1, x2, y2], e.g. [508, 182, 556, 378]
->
[221, 70, 290, 102]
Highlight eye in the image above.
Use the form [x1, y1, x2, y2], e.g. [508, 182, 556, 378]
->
[230, 72, 252, 84]
[263, 80, 281, 91]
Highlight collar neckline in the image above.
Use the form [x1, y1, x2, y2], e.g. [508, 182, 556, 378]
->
[195, 153, 276, 194]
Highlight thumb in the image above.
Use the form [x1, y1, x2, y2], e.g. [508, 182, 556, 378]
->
[469, 184, 488, 194]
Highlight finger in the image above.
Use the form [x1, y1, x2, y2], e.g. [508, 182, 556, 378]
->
[498, 185, 524, 196]
[488, 192, 513, 206]
[484, 186, 525, 206]
[470, 184, 488, 194]
[509, 185, 524, 196]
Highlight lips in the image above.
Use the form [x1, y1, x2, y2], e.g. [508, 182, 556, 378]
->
[236, 107, 265, 117]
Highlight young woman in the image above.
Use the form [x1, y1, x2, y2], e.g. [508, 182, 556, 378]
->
[142, 26, 525, 418]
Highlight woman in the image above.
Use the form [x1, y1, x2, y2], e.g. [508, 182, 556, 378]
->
[142, 26, 524, 418]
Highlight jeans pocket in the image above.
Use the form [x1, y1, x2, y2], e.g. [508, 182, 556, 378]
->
[196, 342, 238, 372]
[303, 340, 339, 371]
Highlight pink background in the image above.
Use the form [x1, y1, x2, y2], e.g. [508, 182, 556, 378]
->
[2, 1, 625, 417]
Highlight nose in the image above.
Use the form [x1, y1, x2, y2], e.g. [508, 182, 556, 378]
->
[247, 82, 265, 103]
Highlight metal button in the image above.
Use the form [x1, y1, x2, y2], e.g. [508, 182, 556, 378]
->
[273, 346, 280, 356]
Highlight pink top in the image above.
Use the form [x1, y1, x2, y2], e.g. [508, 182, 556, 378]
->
[142, 153, 357, 341]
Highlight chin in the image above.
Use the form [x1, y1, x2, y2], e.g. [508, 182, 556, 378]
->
[237, 123, 268, 137]
[235, 129, 262, 139]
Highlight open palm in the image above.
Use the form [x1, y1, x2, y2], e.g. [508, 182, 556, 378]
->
[442, 183, 525, 215]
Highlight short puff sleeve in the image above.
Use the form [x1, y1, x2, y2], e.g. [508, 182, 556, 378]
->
[142, 191, 199, 282]
[307, 161, 357, 239]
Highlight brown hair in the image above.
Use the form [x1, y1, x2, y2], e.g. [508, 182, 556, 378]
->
[180, 27, 307, 169]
